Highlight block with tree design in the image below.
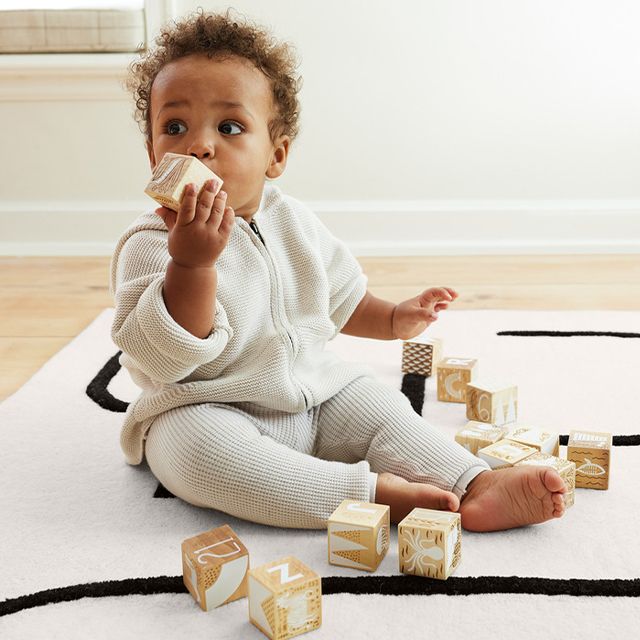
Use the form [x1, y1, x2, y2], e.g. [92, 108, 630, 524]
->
[327, 499, 390, 571]
[248, 556, 322, 640]
[466, 379, 518, 426]
[181, 524, 249, 611]
[398, 508, 461, 580]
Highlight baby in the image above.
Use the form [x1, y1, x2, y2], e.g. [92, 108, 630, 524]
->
[111, 10, 566, 531]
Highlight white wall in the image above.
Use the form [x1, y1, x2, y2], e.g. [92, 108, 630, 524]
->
[1, 0, 638, 255]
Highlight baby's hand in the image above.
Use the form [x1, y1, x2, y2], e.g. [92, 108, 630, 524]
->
[155, 180, 235, 268]
[391, 286, 458, 340]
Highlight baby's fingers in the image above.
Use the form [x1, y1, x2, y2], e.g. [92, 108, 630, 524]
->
[177, 183, 198, 225]
[155, 206, 177, 231]
[218, 206, 235, 237]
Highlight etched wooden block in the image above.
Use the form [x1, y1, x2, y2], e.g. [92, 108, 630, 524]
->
[455, 421, 508, 455]
[436, 357, 478, 403]
[567, 430, 612, 490]
[466, 379, 518, 425]
[515, 452, 576, 507]
[181, 524, 249, 611]
[477, 439, 536, 469]
[505, 425, 560, 456]
[248, 556, 321, 640]
[398, 508, 461, 580]
[145, 152, 223, 211]
[401, 337, 443, 377]
[327, 499, 390, 572]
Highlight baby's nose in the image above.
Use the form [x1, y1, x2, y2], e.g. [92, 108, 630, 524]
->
[187, 138, 214, 159]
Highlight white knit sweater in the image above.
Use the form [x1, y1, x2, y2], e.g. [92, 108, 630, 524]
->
[110, 183, 373, 465]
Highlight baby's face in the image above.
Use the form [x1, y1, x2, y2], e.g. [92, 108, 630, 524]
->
[147, 54, 289, 221]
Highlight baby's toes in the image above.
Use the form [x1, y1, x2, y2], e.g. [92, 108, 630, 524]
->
[551, 492, 566, 517]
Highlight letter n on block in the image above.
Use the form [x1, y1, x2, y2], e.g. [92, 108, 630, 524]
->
[181, 524, 249, 611]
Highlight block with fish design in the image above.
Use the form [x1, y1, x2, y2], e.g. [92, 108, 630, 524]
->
[401, 337, 443, 377]
[505, 424, 560, 456]
[248, 556, 321, 640]
[145, 152, 223, 211]
[466, 379, 517, 426]
[477, 439, 536, 469]
[567, 430, 612, 490]
[181, 524, 249, 611]
[398, 508, 461, 580]
[455, 420, 508, 455]
[327, 499, 390, 571]
[436, 357, 478, 403]
[515, 452, 576, 507]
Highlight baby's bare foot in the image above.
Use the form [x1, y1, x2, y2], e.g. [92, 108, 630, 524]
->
[376, 472, 460, 524]
[459, 467, 566, 532]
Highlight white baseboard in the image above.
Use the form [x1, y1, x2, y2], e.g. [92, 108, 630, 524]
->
[1, 199, 639, 256]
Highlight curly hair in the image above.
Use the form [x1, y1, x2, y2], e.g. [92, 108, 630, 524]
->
[126, 8, 302, 145]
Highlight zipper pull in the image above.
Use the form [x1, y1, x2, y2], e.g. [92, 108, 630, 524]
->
[249, 219, 266, 245]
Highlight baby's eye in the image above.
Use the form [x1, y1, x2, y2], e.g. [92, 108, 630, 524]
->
[219, 121, 243, 135]
[165, 121, 186, 136]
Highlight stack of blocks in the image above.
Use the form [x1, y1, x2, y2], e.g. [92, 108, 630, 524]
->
[401, 336, 612, 506]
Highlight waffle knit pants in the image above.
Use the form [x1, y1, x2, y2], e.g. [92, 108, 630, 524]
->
[145, 375, 490, 529]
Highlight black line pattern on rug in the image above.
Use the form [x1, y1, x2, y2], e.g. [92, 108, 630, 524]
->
[497, 330, 640, 338]
[85, 351, 129, 413]
[2, 575, 639, 617]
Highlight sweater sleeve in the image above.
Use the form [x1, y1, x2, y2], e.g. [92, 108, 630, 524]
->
[110, 224, 233, 383]
[296, 202, 368, 336]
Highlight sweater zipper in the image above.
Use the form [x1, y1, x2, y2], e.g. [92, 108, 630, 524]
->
[244, 217, 311, 409]
[249, 219, 265, 245]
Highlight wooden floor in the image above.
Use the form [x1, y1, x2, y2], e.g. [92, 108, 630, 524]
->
[1, 254, 639, 401]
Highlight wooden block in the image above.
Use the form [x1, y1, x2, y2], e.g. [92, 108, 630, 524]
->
[455, 420, 508, 455]
[144, 152, 223, 211]
[398, 508, 461, 580]
[466, 379, 518, 425]
[181, 524, 249, 611]
[477, 439, 536, 469]
[401, 337, 443, 377]
[436, 357, 478, 402]
[248, 556, 322, 640]
[515, 452, 576, 507]
[327, 499, 390, 571]
[505, 424, 560, 456]
[567, 430, 612, 490]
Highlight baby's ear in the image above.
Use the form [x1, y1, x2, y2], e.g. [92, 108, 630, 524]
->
[266, 135, 290, 179]
[146, 140, 157, 169]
